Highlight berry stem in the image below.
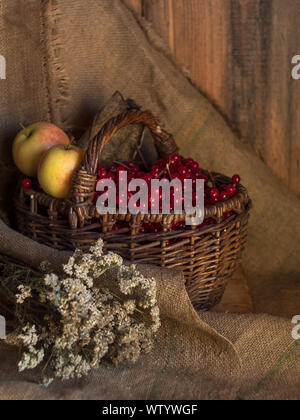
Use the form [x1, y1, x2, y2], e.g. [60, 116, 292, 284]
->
[166, 163, 172, 181]
[113, 161, 131, 171]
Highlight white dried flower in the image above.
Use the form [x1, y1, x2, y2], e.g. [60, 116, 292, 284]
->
[16, 285, 32, 304]
[15, 238, 160, 385]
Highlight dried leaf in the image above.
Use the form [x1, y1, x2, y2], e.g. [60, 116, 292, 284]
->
[76, 91, 159, 168]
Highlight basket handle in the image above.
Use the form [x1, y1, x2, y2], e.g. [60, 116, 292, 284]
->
[81, 108, 178, 176]
[70, 109, 179, 224]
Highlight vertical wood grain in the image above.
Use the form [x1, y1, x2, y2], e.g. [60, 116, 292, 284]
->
[128, 0, 300, 194]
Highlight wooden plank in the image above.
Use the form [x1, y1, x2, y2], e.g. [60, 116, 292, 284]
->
[214, 266, 253, 314]
[141, 0, 300, 195]
[264, 0, 300, 194]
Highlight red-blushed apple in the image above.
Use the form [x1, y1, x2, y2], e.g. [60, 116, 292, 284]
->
[13, 122, 70, 177]
[38, 145, 85, 199]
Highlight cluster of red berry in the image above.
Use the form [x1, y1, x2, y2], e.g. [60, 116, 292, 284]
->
[93, 154, 241, 234]
[22, 153, 241, 237]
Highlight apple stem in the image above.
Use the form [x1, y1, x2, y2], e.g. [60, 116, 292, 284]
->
[19, 122, 29, 137]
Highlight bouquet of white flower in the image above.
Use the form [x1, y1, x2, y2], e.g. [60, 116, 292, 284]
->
[0, 239, 160, 386]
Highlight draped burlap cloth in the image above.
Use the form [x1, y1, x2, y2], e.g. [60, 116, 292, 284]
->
[0, 0, 299, 400]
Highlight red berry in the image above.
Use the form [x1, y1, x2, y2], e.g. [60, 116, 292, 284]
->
[135, 171, 145, 179]
[178, 166, 188, 177]
[172, 221, 185, 230]
[232, 174, 241, 185]
[209, 196, 219, 204]
[226, 184, 237, 197]
[219, 191, 229, 201]
[106, 172, 116, 181]
[210, 188, 220, 200]
[139, 226, 148, 234]
[171, 173, 180, 180]
[159, 169, 168, 177]
[151, 163, 160, 171]
[22, 179, 32, 189]
[108, 164, 117, 173]
[190, 162, 200, 172]
[169, 153, 181, 164]
[98, 168, 107, 179]
[186, 167, 192, 176]
[183, 158, 194, 166]
[223, 211, 234, 220]
[150, 223, 162, 234]
[128, 162, 140, 172]
[151, 168, 160, 178]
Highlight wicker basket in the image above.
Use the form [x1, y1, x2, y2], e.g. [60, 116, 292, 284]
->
[15, 109, 251, 311]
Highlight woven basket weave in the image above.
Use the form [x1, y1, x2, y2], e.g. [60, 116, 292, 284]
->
[15, 109, 251, 311]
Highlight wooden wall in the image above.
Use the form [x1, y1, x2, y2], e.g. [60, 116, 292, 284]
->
[125, 0, 300, 195]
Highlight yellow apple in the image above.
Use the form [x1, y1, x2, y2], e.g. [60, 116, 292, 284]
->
[13, 122, 70, 177]
[38, 145, 85, 199]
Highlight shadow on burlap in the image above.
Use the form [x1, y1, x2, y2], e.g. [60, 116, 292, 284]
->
[0, 0, 299, 400]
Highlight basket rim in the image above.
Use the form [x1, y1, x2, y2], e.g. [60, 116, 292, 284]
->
[17, 171, 250, 223]
[15, 191, 251, 238]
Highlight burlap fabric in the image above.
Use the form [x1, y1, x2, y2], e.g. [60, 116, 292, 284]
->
[0, 235, 241, 400]
[0, 230, 299, 400]
[0, 0, 299, 400]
